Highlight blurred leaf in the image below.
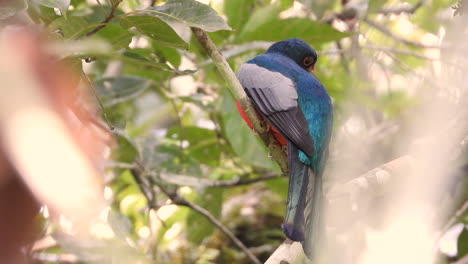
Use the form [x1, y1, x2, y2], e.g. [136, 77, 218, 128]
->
[119, 51, 195, 75]
[166, 126, 221, 166]
[94, 75, 151, 106]
[120, 15, 188, 49]
[33, 0, 70, 10]
[157, 206, 190, 245]
[152, 41, 182, 67]
[265, 177, 288, 200]
[224, 0, 255, 32]
[27, 4, 58, 24]
[0, 0, 27, 20]
[95, 23, 133, 49]
[50, 16, 96, 39]
[280, 0, 294, 10]
[221, 90, 279, 171]
[237, 18, 350, 45]
[368, 0, 386, 13]
[458, 227, 468, 257]
[112, 134, 139, 163]
[237, 3, 281, 39]
[186, 188, 223, 243]
[411, 0, 456, 32]
[142, 0, 232, 32]
[299, 0, 335, 19]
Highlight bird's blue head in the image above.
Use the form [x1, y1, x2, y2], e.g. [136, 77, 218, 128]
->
[266, 38, 318, 72]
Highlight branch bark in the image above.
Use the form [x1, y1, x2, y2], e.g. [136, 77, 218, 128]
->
[191, 27, 288, 173]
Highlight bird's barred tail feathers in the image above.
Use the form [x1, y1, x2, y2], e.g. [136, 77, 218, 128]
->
[282, 142, 322, 259]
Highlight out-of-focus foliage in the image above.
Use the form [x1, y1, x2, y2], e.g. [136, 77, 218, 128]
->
[5, 0, 467, 263]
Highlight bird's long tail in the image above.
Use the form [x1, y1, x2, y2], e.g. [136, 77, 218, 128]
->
[282, 142, 322, 259]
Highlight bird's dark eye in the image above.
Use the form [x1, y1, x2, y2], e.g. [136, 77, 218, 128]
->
[302, 56, 315, 67]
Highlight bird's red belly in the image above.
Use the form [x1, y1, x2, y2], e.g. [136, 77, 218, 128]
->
[235, 101, 287, 146]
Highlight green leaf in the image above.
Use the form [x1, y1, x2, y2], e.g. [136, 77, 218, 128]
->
[224, 0, 254, 32]
[186, 188, 223, 243]
[142, 0, 232, 32]
[33, 0, 70, 10]
[112, 134, 139, 163]
[95, 23, 133, 49]
[237, 18, 350, 45]
[458, 227, 468, 257]
[152, 41, 182, 67]
[50, 16, 96, 39]
[0, 0, 27, 20]
[221, 90, 279, 171]
[368, 0, 386, 13]
[166, 126, 221, 166]
[237, 4, 281, 39]
[94, 75, 152, 106]
[120, 15, 188, 49]
[299, 0, 336, 19]
[280, 0, 294, 10]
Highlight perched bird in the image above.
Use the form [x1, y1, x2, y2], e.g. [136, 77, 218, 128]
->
[235, 38, 333, 258]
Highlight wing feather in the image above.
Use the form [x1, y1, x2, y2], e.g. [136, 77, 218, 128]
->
[237, 63, 314, 156]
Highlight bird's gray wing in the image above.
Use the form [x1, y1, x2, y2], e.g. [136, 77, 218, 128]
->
[237, 63, 314, 156]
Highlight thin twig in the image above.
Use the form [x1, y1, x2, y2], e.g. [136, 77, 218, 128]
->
[81, 72, 115, 130]
[377, 0, 424, 15]
[168, 194, 262, 264]
[131, 164, 262, 264]
[362, 44, 439, 60]
[159, 171, 281, 188]
[363, 18, 442, 49]
[86, 0, 123, 36]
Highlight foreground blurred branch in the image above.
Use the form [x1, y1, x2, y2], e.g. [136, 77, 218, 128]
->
[363, 18, 442, 49]
[191, 27, 288, 173]
[264, 239, 304, 264]
[377, 0, 424, 15]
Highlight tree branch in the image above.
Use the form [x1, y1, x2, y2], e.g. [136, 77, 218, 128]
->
[165, 191, 262, 264]
[191, 27, 288, 173]
[131, 164, 262, 264]
[86, 0, 123, 36]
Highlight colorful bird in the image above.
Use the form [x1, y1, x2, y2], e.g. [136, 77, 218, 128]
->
[235, 38, 333, 258]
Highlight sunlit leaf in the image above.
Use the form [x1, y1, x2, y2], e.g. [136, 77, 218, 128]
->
[120, 15, 188, 49]
[141, 0, 232, 32]
[33, 0, 70, 10]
